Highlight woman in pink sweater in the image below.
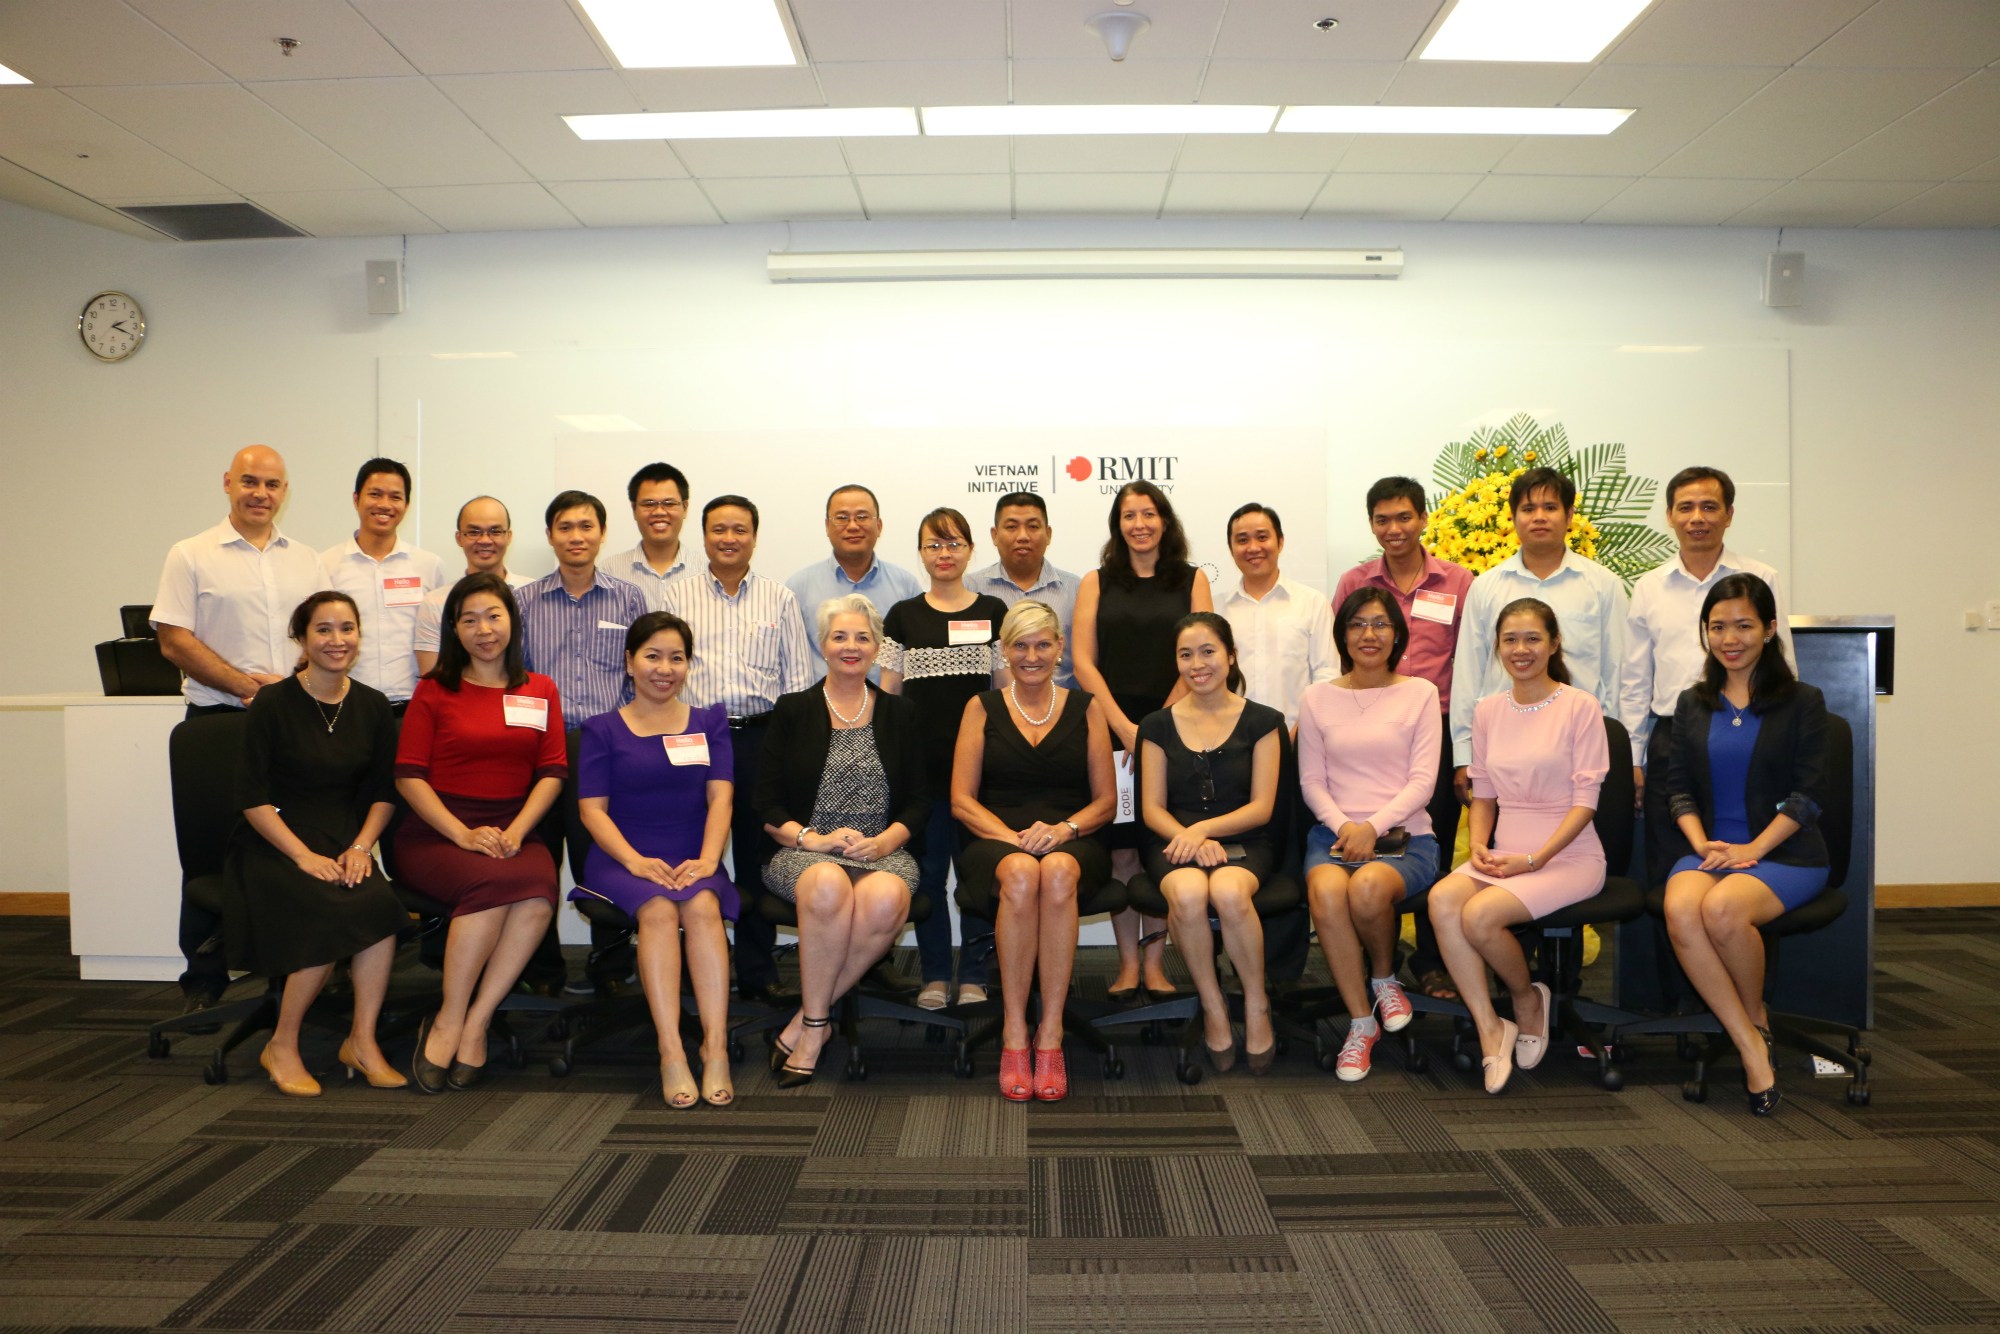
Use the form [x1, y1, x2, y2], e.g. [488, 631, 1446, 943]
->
[1298, 589, 1442, 1082]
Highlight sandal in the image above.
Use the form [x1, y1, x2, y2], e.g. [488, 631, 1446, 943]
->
[775, 1015, 830, 1089]
[999, 1046, 1033, 1101]
[1418, 968, 1461, 1004]
[1033, 1046, 1068, 1102]
[660, 1056, 698, 1109]
[701, 1058, 733, 1108]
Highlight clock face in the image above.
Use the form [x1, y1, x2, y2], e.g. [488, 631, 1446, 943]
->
[79, 291, 145, 362]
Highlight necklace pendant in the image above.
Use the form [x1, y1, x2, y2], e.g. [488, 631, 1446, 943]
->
[1731, 714, 1742, 727]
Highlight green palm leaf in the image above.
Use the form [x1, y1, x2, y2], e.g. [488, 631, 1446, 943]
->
[1591, 522, 1677, 586]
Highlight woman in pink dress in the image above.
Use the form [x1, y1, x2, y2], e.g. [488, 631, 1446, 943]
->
[1428, 597, 1608, 1095]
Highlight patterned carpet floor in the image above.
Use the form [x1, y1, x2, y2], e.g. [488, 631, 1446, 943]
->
[2, 909, 1998, 1332]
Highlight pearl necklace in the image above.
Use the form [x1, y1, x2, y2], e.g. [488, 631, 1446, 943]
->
[824, 685, 870, 726]
[1009, 683, 1057, 727]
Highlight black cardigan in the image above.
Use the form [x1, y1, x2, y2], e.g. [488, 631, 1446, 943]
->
[1665, 681, 1829, 868]
[754, 682, 930, 864]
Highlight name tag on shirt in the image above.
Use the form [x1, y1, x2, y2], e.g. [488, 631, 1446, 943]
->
[948, 619, 992, 646]
[663, 733, 711, 766]
[502, 695, 548, 730]
[381, 575, 424, 608]
[1412, 590, 1457, 625]
[597, 620, 628, 633]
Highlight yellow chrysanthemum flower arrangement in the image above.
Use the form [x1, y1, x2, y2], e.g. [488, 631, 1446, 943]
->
[1422, 447, 1601, 575]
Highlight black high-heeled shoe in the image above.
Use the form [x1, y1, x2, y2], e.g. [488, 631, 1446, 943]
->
[410, 1016, 449, 1096]
[775, 1015, 830, 1089]
[768, 1034, 793, 1075]
[1747, 1082, 1782, 1116]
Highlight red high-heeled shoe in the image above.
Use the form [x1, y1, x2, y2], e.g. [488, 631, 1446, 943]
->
[1033, 1046, 1068, 1102]
[998, 1046, 1032, 1101]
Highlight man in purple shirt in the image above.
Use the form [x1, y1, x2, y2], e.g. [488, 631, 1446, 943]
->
[1332, 476, 1476, 1002]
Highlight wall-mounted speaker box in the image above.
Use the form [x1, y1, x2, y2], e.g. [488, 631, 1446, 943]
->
[366, 259, 405, 315]
[1763, 251, 1804, 308]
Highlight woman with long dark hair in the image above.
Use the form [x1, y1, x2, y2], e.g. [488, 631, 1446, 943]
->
[1661, 572, 1829, 1116]
[1071, 480, 1213, 999]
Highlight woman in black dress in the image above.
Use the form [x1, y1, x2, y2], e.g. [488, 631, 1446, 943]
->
[1138, 612, 1284, 1074]
[1071, 480, 1213, 999]
[224, 591, 409, 1097]
[951, 600, 1115, 1101]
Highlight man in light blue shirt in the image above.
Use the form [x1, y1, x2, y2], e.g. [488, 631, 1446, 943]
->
[966, 491, 1080, 688]
[783, 483, 922, 679]
[1449, 467, 1628, 797]
[605, 461, 692, 613]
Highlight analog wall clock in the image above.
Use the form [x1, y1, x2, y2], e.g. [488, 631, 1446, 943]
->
[78, 290, 145, 362]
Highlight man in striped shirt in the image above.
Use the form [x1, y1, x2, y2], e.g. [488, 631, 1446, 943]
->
[661, 494, 811, 1002]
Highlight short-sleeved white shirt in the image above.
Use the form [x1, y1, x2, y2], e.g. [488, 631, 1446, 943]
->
[151, 518, 330, 708]
[413, 570, 531, 656]
[318, 536, 446, 702]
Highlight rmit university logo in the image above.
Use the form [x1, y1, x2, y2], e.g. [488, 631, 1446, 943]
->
[1065, 456, 1178, 494]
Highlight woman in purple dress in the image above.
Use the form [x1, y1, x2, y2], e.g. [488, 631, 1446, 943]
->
[573, 612, 738, 1109]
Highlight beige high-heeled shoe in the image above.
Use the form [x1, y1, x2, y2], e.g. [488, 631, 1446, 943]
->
[259, 1045, 322, 1098]
[338, 1040, 408, 1089]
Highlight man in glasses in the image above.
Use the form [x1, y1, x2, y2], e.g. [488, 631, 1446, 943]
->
[413, 496, 529, 676]
[607, 462, 693, 612]
[783, 483, 921, 680]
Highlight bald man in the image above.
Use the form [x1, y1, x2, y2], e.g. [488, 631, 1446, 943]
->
[152, 445, 328, 1011]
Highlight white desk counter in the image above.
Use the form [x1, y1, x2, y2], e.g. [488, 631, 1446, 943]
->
[0, 693, 185, 979]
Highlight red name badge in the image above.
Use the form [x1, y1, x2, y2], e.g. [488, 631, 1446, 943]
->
[382, 575, 424, 608]
[1412, 590, 1457, 625]
[502, 695, 548, 730]
[663, 733, 712, 766]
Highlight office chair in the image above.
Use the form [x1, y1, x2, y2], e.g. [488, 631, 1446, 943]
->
[1614, 711, 1868, 1105]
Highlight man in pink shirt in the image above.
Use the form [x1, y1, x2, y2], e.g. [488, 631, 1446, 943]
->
[1332, 476, 1475, 1000]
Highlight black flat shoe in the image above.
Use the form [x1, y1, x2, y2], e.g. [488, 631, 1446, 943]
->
[410, 1016, 449, 1095]
[180, 991, 223, 1036]
[446, 1058, 486, 1091]
[1107, 982, 1140, 1002]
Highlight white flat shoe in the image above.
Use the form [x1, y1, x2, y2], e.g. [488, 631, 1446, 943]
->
[1514, 982, 1552, 1071]
[1483, 1019, 1519, 1095]
[916, 981, 949, 1011]
[956, 983, 988, 1005]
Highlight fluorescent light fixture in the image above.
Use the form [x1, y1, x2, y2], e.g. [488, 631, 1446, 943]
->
[767, 249, 1403, 283]
[429, 351, 519, 360]
[1277, 105, 1631, 135]
[566, 107, 916, 140]
[555, 414, 647, 432]
[1616, 345, 1705, 353]
[922, 104, 1278, 136]
[1420, 0, 1655, 63]
[576, 0, 796, 68]
[0, 61, 30, 85]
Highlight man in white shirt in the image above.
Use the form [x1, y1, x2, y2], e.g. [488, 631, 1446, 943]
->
[1619, 465, 1793, 886]
[784, 484, 922, 679]
[151, 444, 329, 1009]
[318, 458, 443, 710]
[967, 492, 1080, 688]
[413, 496, 531, 677]
[605, 461, 692, 613]
[1450, 467, 1628, 798]
[1218, 502, 1336, 728]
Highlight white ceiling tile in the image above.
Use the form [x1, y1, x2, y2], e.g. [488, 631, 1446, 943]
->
[1587, 177, 1785, 224]
[1960, 155, 2000, 181]
[1605, 0, 1873, 66]
[347, 0, 608, 75]
[1013, 172, 1169, 215]
[1010, 59, 1206, 104]
[0, 155, 163, 238]
[433, 71, 687, 181]
[841, 136, 1010, 175]
[789, 0, 1006, 62]
[395, 182, 580, 230]
[1336, 135, 1519, 174]
[1725, 179, 1932, 226]
[1859, 181, 2000, 227]
[246, 188, 444, 236]
[1196, 61, 1400, 106]
[1656, 67, 1965, 179]
[816, 61, 1010, 107]
[857, 173, 1012, 217]
[700, 175, 865, 222]
[671, 138, 851, 179]
[1306, 172, 1480, 219]
[1213, 0, 1442, 62]
[1800, 0, 2000, 68]
[0, 0, 226, 85]
[1447, 174, 1637, 223]
[126, 0, 417, 80]
[617, 66, 825, 111]
[1381, 62, 1590, 107]
[1495, 64, 1778, 176]
[1807, 72, 2000, 182]
[0, 88, 228, 198]
[1012, 0, 1227, 60]
[251, 79, 528, 188]
[66, 84, 380, 192]
[1162, 172, 1325, 216]
[1175, 133, 1350, 173]
[1011, 135, 1183, 174]
[545, 179, 721, 226]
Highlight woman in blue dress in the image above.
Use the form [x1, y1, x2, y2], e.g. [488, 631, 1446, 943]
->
[574, 611, 738, 1109]
[1662, 573, 1830, 1118]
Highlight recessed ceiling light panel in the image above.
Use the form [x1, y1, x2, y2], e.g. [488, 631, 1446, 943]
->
[922, 104, 1278, 136]
[576, 0, 797, 68]
[0, 61, 31, 85]
[566, 107, 917, 140]
[1277, 105, 1631, 135]
[1419, 0, 1655, 63]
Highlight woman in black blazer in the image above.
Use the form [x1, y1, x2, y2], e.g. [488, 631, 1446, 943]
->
[756, 593, 928, 1087]
[1662, 573, 1829, 1116]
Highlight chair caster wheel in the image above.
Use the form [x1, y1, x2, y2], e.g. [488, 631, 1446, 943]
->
[1176, 1061, 1202, 1086]
[727, 1039, 744, 1063]
[1682, 1080, 1707, 1103]
[202, 1060, 226, 1086]
[952, 1055, 975, 1079]
[1846, 1084, 1870, 1106]
[1849, 1045, 1871, 1066]
[1452, 1050, 1474, 1072]
[548, 1056, 571, 1077]
[1315, 1049, 1337, 1073]
[1600, 1067, 1623, 1092]
[1103, 1057, 1125, 1080]
[148, 1032, 170, 1059]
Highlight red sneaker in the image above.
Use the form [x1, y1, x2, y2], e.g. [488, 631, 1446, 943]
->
[1374, 978, 1414, 1033]
[1335, 1026, 1378, 1082]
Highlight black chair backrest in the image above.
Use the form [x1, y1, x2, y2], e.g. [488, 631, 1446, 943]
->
[1594, 715, 1636, 873]
[168, 712, 249, 886]
[1819, 711, 1854, 891]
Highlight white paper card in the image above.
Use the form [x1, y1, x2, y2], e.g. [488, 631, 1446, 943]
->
[1112, 750, 1137, 825]
[381, 575, 425, 608]
[947, 618, 992, 646]
[663, 733, 711, 767]
[1412, 590, 1457, 624]
[502, 695, 548, 730]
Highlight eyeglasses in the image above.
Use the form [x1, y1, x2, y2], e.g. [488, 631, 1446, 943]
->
[920, 540, 968, 554]
[830, 512, 877, 526]
[1193, 752, 1216, 806]
[1346, 619, 1394, 634]
[635, 499, 685, 514]
[459, 526, 510, 539]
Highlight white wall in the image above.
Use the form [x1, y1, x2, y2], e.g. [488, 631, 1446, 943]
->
[2, 202, 1995, 889]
